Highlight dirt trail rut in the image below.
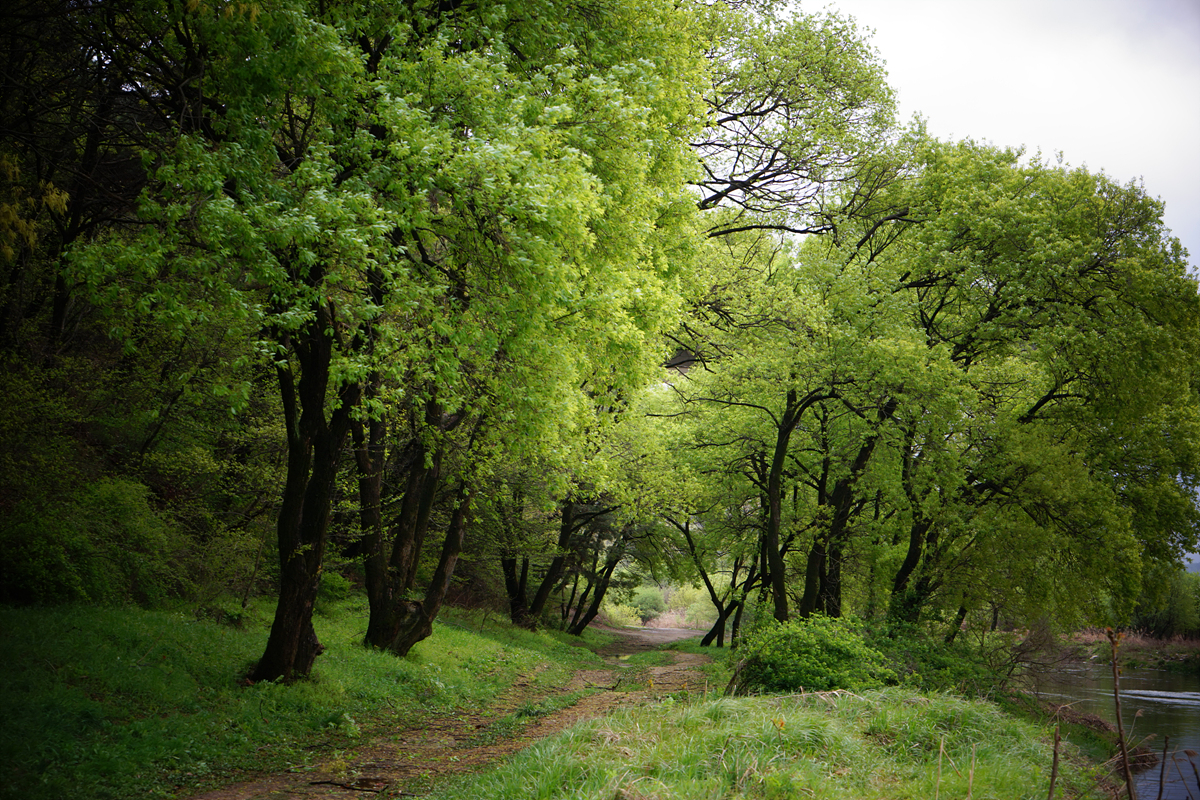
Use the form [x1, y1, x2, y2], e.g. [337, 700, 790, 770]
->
[189, 627, 709, 799]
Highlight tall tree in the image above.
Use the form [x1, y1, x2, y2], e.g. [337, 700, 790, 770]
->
[69, 0, 706, 675]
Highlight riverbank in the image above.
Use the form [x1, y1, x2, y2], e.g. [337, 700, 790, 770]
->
[1070, 628, 1200, 672]
[1025, 632, 1200, 800]
[431, 686, 1105, 799]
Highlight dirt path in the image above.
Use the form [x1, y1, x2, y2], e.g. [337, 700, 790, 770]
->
[189, 627, 709, 799]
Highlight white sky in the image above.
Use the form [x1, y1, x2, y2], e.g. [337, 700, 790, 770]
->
[820, 0, 1200, 274]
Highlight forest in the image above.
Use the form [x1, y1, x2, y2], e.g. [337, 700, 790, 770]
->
[2, 0, 1199, 691]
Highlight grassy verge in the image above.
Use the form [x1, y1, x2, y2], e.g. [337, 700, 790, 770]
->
[0, 599, 607, 800]
[430, 687, 1110, 800]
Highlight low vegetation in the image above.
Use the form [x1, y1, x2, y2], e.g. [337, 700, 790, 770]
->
[0, 600, 610, 800]
[732, 615, 895, 694]
[431, 689, 1106, 800]
[3, 598, 1144, 800]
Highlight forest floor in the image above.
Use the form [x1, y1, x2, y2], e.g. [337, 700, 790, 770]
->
[188, 626, 709, 800]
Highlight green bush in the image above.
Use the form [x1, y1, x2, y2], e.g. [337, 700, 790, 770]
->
[0, 477, 185, 605]
[631, 586, 666, 624]
[869, 625, 1004, 694]
[737, 615, 894, 693]
[599, 602, 639, 628]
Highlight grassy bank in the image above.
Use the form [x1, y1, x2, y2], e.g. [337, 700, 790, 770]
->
[0, 599, 609, 800]
[431, 688, 1108, 800]
[2, 599, 1124, 800]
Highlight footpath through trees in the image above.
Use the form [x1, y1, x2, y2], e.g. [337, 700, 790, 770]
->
[188, 627, 707, 800]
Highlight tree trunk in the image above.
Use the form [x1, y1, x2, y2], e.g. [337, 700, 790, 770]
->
[944, 604, 968, 643]
[729, 596, 748, 648]
[388, 482, 474, 657]
[798, 536, 825, 617]
[702, 603, 734, 647]
[764, 391, 798, 623]
[672, 515, 730, 646]
[820, 537, 844, 617]
[362, 421, 446, 649]
[527, 500, 577, 621]
[501, 555, 536, 629]
[567, 552, 622, 636]
[252, 310, 359, 683]
[800, 400, 895, 618]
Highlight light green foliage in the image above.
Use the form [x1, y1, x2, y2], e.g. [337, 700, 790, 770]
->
[737, 615, 895, 693]
[600, 602, 641, 628]
[432, 689, 1102, 800]
[631, 586, 667, 624]
[668, 584, 719, 627]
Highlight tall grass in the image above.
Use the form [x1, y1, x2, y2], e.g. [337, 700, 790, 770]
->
[0, 600, 608, 800]
[431, 688, 1109, 800]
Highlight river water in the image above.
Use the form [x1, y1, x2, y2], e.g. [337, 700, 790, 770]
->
[1034, 660, 1200, 799]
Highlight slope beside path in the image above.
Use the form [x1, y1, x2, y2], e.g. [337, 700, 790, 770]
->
[189, 627, 708, 800]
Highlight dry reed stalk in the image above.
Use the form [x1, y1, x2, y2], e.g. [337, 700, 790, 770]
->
[1182, 749, 1199, 795]
[967, 742, 975, 800]
[1156, 735, 1168, 800]
[1107, 628, 1138, 800]
[1049, 725, 1061, 800]
[935, 735, 944, 800]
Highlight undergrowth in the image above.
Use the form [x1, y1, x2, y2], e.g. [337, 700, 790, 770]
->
[0, 599, 606, 800]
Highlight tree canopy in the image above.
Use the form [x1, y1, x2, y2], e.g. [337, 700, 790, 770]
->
[1, 0, 1196, 678]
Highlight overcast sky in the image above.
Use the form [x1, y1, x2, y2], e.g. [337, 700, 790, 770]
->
[820, 0, 1200, 274]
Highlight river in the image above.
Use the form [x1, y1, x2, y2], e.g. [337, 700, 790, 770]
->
[1034, 660, 1200, 799]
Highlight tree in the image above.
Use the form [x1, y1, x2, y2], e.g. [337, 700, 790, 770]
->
[67, 0, 706, 676]
[693, 2, 896, 239]
[659, 132, 1200, 637]
[847, 137, 1200, 630]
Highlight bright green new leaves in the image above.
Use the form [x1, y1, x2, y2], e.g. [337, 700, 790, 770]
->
[63, 0, 709, 675]
[665, 132, 1200, 633]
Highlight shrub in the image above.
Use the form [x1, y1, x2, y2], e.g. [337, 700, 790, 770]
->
[631, 586, 667, 624]
[735, 615, 894, 694]
[869, 625, 1005, 694]
[0, 477, 184, 605]
[599, 602, 639, 628]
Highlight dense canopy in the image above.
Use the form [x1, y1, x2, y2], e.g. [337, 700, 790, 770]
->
[2, 0, 1197, 679]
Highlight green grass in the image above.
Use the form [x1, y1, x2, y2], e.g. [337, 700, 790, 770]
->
[0, 599, 607, 800]
[429, 688, 1110, 800]
[461, 690, 594, 747]
[0, 601, 1121, 800]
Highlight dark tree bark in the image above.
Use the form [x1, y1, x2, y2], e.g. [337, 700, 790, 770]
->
[387, 481, 474, 657]
[500, 554, 535, 629]
[798, 398, 896, 618]
[252, 304, 360, 682]
[757, 387, 834, 622]
[566, 530, 627, 636]
[361, 436, 443, 650]
[527, 501, 577, 620]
